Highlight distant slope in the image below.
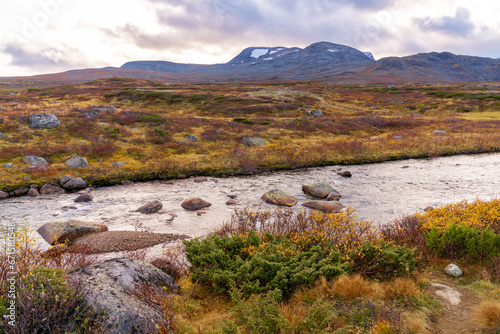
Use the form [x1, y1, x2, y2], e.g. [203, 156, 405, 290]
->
[3, 42, 500, 84]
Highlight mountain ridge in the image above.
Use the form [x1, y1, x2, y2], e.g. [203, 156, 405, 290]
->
[3, 41, 500, 84]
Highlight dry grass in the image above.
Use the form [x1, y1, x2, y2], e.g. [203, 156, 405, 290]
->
[332, 274, 379, 299]
[473, 301, 500, 329]
[381, 278, 420, 300]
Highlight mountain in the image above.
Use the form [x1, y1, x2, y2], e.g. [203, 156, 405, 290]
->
[3, 42, 500, 84]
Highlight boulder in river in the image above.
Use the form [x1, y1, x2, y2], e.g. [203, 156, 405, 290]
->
[336, 171, 352, 178]
[27, 188, 40, 197]
[261, 189, 297, 207]
[181, 197, 212, 210]
[39, 183, 64, 195]
[136, 200, 163, 214]
[302, 182, 341, 200]
[29, 113, 60, 129]
[37, 220, 108, 245]
[302, 201, 345, 213]
[74, 193, 93, 203]
[67, 258, 179, 334]
[64, 156, 89, 168]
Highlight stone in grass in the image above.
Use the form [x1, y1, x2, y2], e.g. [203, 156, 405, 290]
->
[240, 136, 269, 146]
[113, 161, 126, 167]
[136, 200, 163, 214]
[181, 197, 212, 211]
[23, 155, 49, 166]
[29, 113, 60, 129]
[302, 182, 341, 200]
[444, 264, 463, 277]
[186, 135, 198, 142]
[302, 201, 345, 213]
[37, 220, 108, 245]
[65, 156, 89, 168]
[261, 189, 297, 207]
[67, 258, 179, 334]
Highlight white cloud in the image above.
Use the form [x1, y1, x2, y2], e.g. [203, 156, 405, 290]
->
[0, 0, 499, 76]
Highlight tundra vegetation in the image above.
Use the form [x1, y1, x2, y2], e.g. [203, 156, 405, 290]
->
[0, 79, 500, 333]
[1, 199, 500, 333]
[1, 78, 500, 191]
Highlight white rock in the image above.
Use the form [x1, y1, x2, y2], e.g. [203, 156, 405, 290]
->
[444, 263, 463, 277]
[430, 283, 462, 305]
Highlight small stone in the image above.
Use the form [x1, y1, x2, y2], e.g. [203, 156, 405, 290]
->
[241, 137, 269, 146]
[228, 194, 237, 199]
[74, 193, 93, 203]
[392, 136, 404, 139]
[370, 136, 381, 141]
[136, 200, 163, 214]
[39, 183, 64, 195]
[112, 161, 126, 167]
[311, 109, 323, 116]
[27, 188, 40, 197]
[186, 135, 198, 142]
[261, 189, 297, 207]
[181, 197, 212, 211]
[194, 177, 208, 183]
[65, 156, 89, 168]
[0, 191, 9, 199]
[444, 264, 463, 277]
[197, 211, 206, 216]
[166, 181, 175, 185]
[4, 163, 13, 168]
[433, 130, 448, 135]
[0, 132, 6, 139]
[337, 171, 352, 178]
[226, 199, 238, 205]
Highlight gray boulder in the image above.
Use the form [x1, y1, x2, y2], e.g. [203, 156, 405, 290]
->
[241, 136, 269, 146]
[37, 220, 108, 245]
[113, 161, 126, 167]
[65, 156, 88, 168]
[311, 109, 323, 116]
[67, 258, 179, 334]
[0, 190, 9, 199]
[444, 263, 463, 277]
[186, 135, 198, 142]
[29, 113, 60, 129]
[4, 163, 13, 168]
[23, 155, 49, 166]
[60, 175, 74, 186]
[62, 177, 87, 190]
[27, 188, 40, 197]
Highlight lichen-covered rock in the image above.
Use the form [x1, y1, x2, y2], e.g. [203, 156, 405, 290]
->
[181, 197, 212, 210]
[22, 155, 49, 166]
[67, 258, 179, 334]
[261, 189, 297, 207]
[37, 220, 108, 245]
[444, 263, 463, 277]
[29, 113, 60, 129]
[27, 188, 40, 197]
[39, 183, 64, 195]
[64, 156, 89, 168]
[302, 201, 345, 213]
[62, 177, 87, 190]
[136, 200, 163, 214]
[302, 182, 341, 200]
[241, 136, 269, 146]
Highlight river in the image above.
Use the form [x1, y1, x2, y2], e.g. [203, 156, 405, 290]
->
[1, 153, 499, 249]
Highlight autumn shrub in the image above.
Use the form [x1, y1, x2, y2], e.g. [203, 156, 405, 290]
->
[473, 301, 500, 331]
[380, 215, 427, 254]
[424, 223, 500, 261]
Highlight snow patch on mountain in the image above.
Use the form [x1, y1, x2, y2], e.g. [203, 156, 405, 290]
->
[363, 52, 375, 60]
[251, 49, 269, 58]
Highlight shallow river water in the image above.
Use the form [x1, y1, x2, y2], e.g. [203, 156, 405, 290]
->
[1, 153, 499, 249]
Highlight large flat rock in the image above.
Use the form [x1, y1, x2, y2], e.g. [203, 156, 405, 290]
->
[37, 220, 108, 245]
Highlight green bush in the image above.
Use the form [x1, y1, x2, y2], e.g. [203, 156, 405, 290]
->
[425, 223, 500, 261]
[348, 242, 416, 278]
[184, 230, 351, 298]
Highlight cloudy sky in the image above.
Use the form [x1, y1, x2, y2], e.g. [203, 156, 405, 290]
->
[1, 0, 499, 76]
